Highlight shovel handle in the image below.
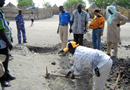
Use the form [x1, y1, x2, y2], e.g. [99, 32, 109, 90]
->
[114, 67, 124, 89]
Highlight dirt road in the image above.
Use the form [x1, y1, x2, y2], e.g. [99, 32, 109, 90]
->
[3, 15, 130, 90]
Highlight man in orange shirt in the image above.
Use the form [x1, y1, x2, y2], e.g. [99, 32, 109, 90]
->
[92, 9, 105, 50]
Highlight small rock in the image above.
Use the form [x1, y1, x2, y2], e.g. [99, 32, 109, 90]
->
[70, 64, 73, 66]
[51, 62, 56, 65]
[107, 78, 111, 82]
[118, 85, 121, 88]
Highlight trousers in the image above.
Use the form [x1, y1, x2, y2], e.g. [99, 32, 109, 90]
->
[74, 34, 83, 45]
[92, 28, 102, 50]
[93, 59, 112, 90]
[59, 25, 68, 49]
[107, 42, 118, 57]
[17, 27, 27, 43]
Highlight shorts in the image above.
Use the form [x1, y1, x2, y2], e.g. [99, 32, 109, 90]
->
[31, 19, 34, 22]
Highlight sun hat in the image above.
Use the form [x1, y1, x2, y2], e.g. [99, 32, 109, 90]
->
[63, 41, 79, 52]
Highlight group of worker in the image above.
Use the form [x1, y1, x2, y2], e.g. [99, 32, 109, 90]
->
[0, 0, 128, 89]
[57, 3, 128, 90]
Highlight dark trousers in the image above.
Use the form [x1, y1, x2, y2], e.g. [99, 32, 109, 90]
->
[0, 48, 9, 81]
[74, 34, 83, 45]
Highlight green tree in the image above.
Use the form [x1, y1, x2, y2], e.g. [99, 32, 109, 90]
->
[63, 0, 86, 9]
[17, 0, 35, 7]
[88, 0, 130, 9]
[43, 2, 51, 8]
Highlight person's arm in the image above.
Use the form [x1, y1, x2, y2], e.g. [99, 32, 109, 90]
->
[117, 13, 128, 27]
[66, 60, 82, 79]
[0, 30, 13, 50]
[84, 13, 88, 34]
[65, 64, 75, 78]
[69, 12, 74, 33]
[0, 19, 13, 50]
[57, 15, 60, 34]
[68, 12, 72, 33]
[101, 17, 105, 36]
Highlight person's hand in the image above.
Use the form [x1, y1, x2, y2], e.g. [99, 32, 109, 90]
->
[57, 30, 59, 34]
[117, 24, 120, 27]
[65, 71, 72, 78]
[7, 42, 13, 50]
[69, 28, 72, 33]
[84, 29, 87, 34]
[58, 50, 64, 54]
[100, 32, 103, 36]
[71, 74, 75, 79]
[11, 37, 13, 42]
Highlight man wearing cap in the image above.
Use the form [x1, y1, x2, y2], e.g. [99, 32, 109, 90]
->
[15, 9, 27, 44]
[59, 41, 113, 90]
[70, 3, 88, 45]
[0, 0, 16, 87]
[57, 6, 71, 55]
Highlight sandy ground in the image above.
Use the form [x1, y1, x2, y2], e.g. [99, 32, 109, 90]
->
[2, 15, 130, 90]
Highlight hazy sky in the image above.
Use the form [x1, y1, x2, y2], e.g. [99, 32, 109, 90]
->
[5, 0, 89, 8]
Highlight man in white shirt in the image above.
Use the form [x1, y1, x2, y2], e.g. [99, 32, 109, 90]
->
[59, 41, 113, 90]
[29, 12, 35, 26]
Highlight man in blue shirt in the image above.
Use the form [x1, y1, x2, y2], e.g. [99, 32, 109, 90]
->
[57, 6, 72, 55]
[15, 9, 27, 44]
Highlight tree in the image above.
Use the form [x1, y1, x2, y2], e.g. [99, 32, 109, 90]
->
[17, 0, 35, 7]
[43, 2, 51, 8]
[88, 0, 130, 9]
[63, 0, 86, 9]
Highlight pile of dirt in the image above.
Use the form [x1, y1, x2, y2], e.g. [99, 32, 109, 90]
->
[105, 58, 130, 90]
[83, 38, 107, 51]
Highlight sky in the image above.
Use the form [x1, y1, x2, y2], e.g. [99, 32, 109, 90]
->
[5, 0, 90, 8]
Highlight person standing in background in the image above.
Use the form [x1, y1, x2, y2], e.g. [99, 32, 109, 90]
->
[57, 6, 72, 56]
[89, 9, 105, 50]
[15, 9, 27, 44]
[86, 9, 90, 32]
[70, 3, 88, 45]
[29, 12, 35, 26]
[86, 9, 90, 19]
[106, 6, 128, 58]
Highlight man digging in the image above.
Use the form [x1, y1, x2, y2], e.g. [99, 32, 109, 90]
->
[59, 41, 113, 90]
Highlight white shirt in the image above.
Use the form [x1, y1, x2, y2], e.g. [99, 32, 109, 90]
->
[70, 46, 110, 75]
[77, 12, 82, 34]
[29, 14, 35, 19]
[87, 12, 90, 19]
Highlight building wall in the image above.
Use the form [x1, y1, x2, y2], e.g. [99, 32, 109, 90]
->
[2, 7, 54, 20]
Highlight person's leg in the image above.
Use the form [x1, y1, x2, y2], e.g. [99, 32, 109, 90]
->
[95, 29, 102, 50]
[92, 29, 97, 49]
[74, 34, 79, 44]
[107, 42, 112, 56]
[63, 26, 68, 49]
[0, 48, 11, 87]
[21, 27, 27, 43]
[93, 59, 113, 90]
[113, 43, 118, 57]
[59, 25, 64, 49]
[0, 48, 9, 80]
[79, 34, 83, 45]
[17, 29, 21, 43]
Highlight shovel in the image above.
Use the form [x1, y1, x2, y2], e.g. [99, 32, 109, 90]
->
[114, 67, 125, 90]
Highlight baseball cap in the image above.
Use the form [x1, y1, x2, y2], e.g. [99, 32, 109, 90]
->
[63, 42, 79, 52]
